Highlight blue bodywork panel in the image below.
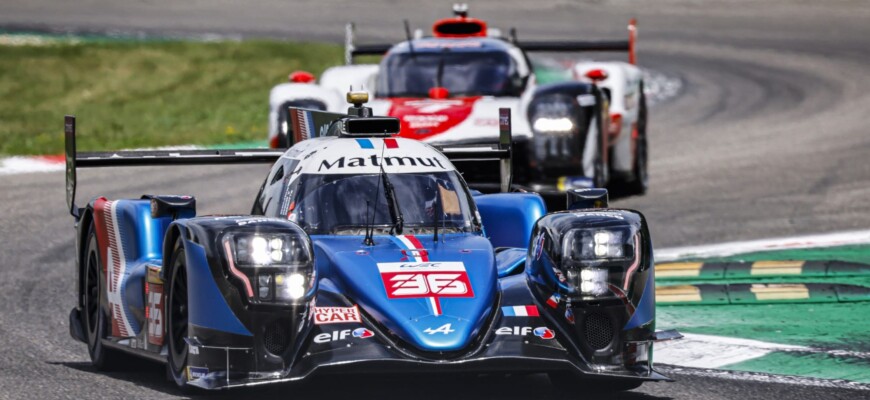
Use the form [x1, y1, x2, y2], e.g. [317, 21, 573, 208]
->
[495, 248, 527, 278]
[624, 262, 655, 330]
[184, 239, 252, 337]
[311, 233, 496, 352]
[109, 200, 174, 335]
[475, 193, 546, 248]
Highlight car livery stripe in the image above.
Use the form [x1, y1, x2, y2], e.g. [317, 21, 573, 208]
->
[389, 235, 441, 316]
[94, 199, 134, 337]
[383, 138, 399, 149]
[355, 138, 374, 149]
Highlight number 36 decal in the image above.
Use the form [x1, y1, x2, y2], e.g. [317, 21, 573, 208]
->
[377, 262, 475, 299]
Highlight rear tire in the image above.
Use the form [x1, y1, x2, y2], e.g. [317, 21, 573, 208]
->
[166, 243, 191, 389]
[624, 85, 649, 195]
[548, 372, 643, 397]
[83, 223, 127, 370]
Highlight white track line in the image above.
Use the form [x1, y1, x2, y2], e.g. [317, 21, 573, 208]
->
[656, 230, 870, 262]
[656, 365, 870, 391]
[655, 333, 808, 369]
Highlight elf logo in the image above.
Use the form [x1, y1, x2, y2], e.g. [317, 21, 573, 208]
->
[313, 328, 375, 344]
[495, 326, 556, 340]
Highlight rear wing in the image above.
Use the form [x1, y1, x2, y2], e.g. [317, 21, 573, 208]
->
[64, 116, 283, 218]
[289, 107, 513, 193]
[516, 19, 638, 64]
[344, 19, 637, 65]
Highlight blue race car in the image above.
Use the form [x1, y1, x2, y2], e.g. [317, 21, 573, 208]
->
[64, 93, 679, 392]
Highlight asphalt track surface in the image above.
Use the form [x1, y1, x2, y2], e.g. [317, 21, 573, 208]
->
[2, 1, 870, 399]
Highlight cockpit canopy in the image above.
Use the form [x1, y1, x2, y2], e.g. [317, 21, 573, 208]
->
[254, 137, 481, 236]
[289, 171, 477, 235]
[376, 38, 529, 98]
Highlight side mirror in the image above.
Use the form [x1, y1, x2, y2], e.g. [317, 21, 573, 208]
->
[584, 69, 608, 82]
[567, 188, 608, 209]
[289, 71, 316, 83]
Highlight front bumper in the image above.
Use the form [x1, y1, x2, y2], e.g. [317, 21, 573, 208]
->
[186, 334, 670, 390]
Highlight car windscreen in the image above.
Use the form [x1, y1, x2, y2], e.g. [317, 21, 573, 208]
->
[288, 171, 478, 235]
[377, 51, 521, 98]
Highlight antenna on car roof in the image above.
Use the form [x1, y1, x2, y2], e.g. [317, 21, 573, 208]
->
[404, 20, 416, 60]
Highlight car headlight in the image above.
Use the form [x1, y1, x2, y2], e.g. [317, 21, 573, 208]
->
[223, 232, 314, 304]
[532, 117, 575, 134]
[559, 227, 636, 297]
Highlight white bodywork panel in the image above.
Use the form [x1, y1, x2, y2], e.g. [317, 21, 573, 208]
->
[573, 61, 643, 174]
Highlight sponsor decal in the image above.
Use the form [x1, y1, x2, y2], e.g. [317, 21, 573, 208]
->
[314, 306, 362, 325]
[406, 114, 450, 129]
[474, 118, 499, 126]
[388, 97, 480, 140]
[495, 326, 556, 340]
[353, 327, 375, 338]
[318, 155, 447, 172]
[501, 305, 540, 317]
[187, 366, 208, 381]
[534, 327, 556, 340]
[313, 328, 375, 344]
[546, 292, 561, 309]
[146, 283, 164, 346]
[384, 235, 473, 317]
[424, 323, 455, 335]
[377, 261, 474, 317]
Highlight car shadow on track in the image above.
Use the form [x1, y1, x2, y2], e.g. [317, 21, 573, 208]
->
[51, 360, 671, 400]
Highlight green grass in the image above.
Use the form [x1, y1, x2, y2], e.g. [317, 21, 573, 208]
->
[0, 40, 343, 155]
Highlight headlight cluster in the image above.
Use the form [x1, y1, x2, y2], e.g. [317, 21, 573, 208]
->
[529, 95, 581, 160]
[223, 233, 314, 305]
[532, 117, 575, 135]
[560, 227, 636, 297]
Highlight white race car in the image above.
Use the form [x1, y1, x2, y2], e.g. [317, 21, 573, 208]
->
[269, 5, 648, 200]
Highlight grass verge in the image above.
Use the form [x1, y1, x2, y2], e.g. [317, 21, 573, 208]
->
[0, 39, 343, 155]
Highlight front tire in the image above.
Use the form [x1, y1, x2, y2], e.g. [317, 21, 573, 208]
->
[166, 243, 191, 388]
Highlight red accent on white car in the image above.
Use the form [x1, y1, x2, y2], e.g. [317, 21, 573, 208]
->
[387, 97, 481, 140]
[585, 69, 609, 82]
[289, 71, 316, 83]
[609, 113, 622, 140]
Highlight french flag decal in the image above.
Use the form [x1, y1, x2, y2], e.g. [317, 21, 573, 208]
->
[546, 293, 561, 309]
[501, 305, 540, 317]
[356, 138, 374, 149]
